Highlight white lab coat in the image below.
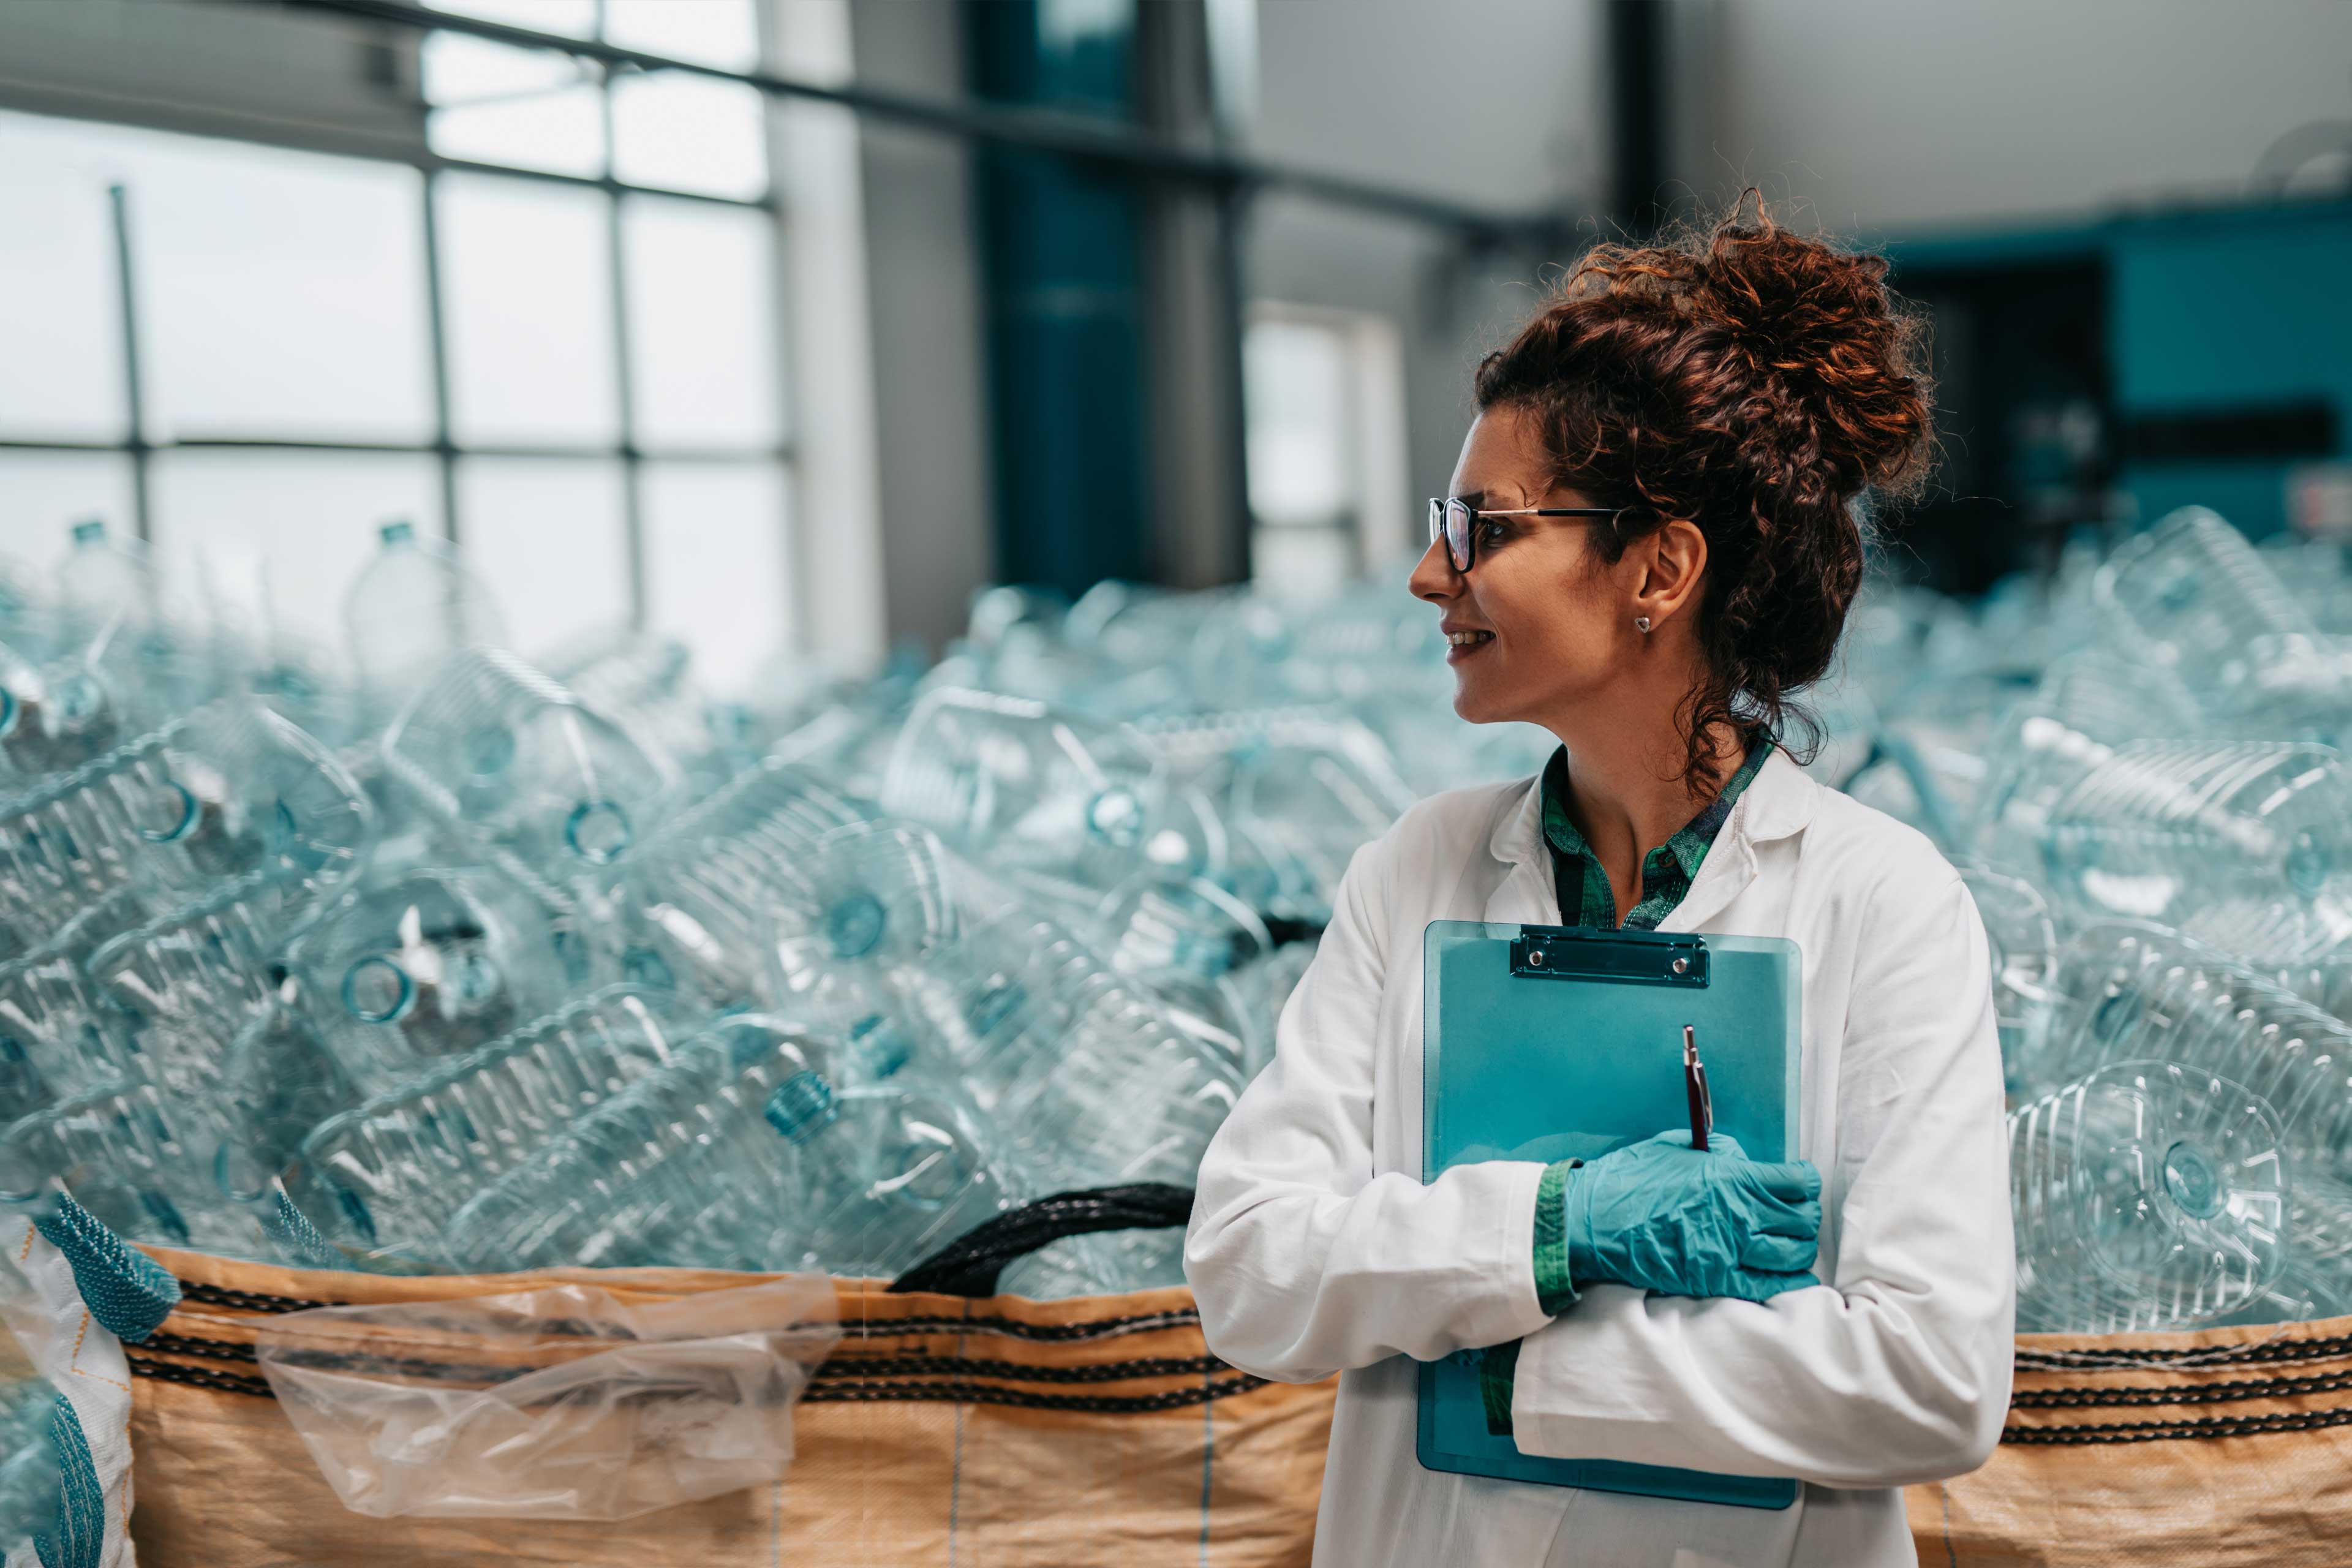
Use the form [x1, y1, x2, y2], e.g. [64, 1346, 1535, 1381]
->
[1185, 748, 2015, 1567]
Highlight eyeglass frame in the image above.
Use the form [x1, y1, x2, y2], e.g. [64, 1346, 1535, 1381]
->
[1427, 496, 1623, 573]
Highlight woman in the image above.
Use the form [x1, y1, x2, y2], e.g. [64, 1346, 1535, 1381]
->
[1184, 202, 2014, 1567]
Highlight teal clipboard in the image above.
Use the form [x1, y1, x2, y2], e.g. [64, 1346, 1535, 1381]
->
[1417, 920, 1803, 1510]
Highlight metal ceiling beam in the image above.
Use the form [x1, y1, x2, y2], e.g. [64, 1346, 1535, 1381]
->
[265, 0, 1577, 249]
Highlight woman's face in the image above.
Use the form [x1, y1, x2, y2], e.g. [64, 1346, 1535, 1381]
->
[1409, 405, 1632, 726]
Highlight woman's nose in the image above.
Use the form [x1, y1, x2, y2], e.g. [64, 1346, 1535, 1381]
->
[1408, 535, 1459, 603]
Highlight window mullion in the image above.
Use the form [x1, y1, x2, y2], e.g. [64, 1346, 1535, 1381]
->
[595, 1, 647, 631]
[420, 168, 461, 543]
[106, 183, 153, 543]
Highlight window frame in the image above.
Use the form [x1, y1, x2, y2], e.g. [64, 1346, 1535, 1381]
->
[0, 1, 794, 641]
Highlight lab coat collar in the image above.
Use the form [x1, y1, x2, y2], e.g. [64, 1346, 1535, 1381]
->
[1483, 745, 1822, 869]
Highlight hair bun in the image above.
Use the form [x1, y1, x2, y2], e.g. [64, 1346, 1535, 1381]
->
[1681, 201, 1931, 492]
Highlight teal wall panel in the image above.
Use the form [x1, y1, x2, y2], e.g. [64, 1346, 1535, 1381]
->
[1896, 198, 2352, 546]
[2109, 207, 2352, 414]
[967, 0, 1152, 601]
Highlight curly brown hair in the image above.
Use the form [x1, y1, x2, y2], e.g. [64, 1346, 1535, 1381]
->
[1473, 192, 1933, 794]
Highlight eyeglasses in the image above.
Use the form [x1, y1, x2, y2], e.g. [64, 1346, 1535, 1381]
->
[1427, 497, 1621, 573]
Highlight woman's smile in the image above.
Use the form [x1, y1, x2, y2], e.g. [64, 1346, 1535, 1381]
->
[1442, 622, 1495, 662]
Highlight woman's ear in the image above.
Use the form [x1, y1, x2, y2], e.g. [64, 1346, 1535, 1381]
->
[1632, 518, 1708, 631]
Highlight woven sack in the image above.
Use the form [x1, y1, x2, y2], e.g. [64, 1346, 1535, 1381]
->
[118, 1188, 1333, 1567]
[121, 1167, 2352, 1567]
[1909, 1314, 2352, 1566]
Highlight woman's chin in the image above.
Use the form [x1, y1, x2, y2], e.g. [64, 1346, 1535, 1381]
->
[1449, 680, 1517, 726]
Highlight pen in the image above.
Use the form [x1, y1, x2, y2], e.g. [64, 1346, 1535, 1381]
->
[1683, 1024, 1712, 1153]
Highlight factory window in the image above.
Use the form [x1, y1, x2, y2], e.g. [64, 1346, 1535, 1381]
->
[0, 0, 794, 694]
[1243, 303, 1409, 600]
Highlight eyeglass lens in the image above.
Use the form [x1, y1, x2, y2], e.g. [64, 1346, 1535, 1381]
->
[1428, 498, 1471, 571]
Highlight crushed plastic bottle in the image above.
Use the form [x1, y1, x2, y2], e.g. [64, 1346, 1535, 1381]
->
[881, 688, 1209, 894]
[445, 1011, 1023, 1279]
[275, 988, 680, 1268]
[620, 760, 867, 1010]
[2009, 1059, 2289, 1333]
[280, 866, 570, 1096]
[342, 521, 506, 715]
[382, 649, 676, 908]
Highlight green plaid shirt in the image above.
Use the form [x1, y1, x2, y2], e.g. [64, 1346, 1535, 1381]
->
[1481, 735, 1773, 1437]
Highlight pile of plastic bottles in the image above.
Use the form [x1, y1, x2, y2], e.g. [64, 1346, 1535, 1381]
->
[1834, 507, 2352, 1332]
[2, 503, 2350, 1340]
[0, 518, 1536, 1305]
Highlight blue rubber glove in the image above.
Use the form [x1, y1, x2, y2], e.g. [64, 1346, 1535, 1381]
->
[1560, 1130, 1822, 1302]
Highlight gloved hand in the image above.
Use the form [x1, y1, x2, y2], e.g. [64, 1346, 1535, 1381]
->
[1560, 1129, 1822, 1303]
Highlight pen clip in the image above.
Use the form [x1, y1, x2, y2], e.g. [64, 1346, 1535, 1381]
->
[1683, 1024, 1713, 1145]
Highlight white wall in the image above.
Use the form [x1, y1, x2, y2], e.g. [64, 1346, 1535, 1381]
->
[768, 0, 891, 672]
[1691, 0, 2352, 235]
[1240, 0, 1608, 556]
[843, 0, 999, 655]
[1247, 0, 1603, 210]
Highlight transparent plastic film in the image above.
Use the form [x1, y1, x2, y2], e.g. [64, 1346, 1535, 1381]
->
[254, 1273, 839, 1520]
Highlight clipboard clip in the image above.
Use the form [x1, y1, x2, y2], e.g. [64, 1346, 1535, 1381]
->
[1507, 926, 1711, 987]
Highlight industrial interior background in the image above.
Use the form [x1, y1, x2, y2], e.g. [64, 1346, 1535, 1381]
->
[1, 0, 2350, 684]
[6, 8, 2352, 1560]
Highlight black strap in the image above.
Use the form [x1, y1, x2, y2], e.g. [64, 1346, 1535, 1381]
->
[888, 1183, 1195, 1297]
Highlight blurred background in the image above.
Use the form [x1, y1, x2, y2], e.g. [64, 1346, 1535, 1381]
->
[1, 0, 2350, 685]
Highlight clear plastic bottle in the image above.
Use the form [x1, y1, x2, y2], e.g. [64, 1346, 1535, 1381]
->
[279, 865, 570, 1095]
[1086, 872, 1270, 984]
[443, 1016, 1019, 1279]
[211, 1000, 361, 1237]
[54, 519, 210, 729]
[892, 910, 1242, 1193]
[341, 521, 505, 713]
[0, 914, 128, 1102]
[881, 688, 1206, 893]
[0, 639, 121, 780]
[762, 822, 956, 1029]
[1228, 732, 1415, 924]
[2094, 505, 2315, 696]
[620, 760, 867, 1009]
[543, 630, 717, 780]
[83, 871, 306, 1100]
[1973, 728, 2352, 965]
[277, 987, 679, 1267]
[2009, 1059, 2288, 1333]
[439, 1015, 834, 1272]
[381, 649, 676, 901]
[964, 584, 1068, 650]
[2045, 921, 2352, 1261]
[1957, 866, 2060, 1101]
[0, 699, 373, 949]
[0, 1076, 244, 1254]
[1132, 967, 1251, 1082]
[796, 1072, 1021, 1281]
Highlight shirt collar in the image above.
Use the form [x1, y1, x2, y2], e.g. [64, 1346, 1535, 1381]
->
[1487, 741, 1820, 868]
[1541, 737, 1770, 876]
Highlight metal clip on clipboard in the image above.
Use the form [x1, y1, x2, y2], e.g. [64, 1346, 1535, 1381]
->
[1417, 920, 1803, 1510]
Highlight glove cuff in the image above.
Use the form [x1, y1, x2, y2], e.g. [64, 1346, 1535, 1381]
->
[1546, 1157, 1589, 1308]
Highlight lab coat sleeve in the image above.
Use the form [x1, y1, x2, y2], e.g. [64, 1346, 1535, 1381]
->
[1185, 834, 1554, 1384]
[1507, 864, 2016, 1487]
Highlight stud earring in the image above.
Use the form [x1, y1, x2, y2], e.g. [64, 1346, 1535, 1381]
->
[1634, 616, 1653, 634]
